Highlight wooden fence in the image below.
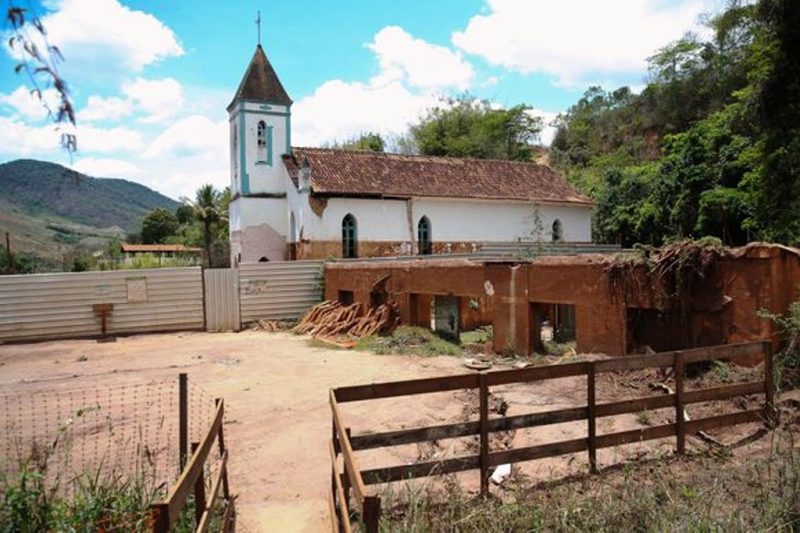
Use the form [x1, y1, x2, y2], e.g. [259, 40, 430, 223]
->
[329, 341, 776, 532]
[150, 376, 234, 532]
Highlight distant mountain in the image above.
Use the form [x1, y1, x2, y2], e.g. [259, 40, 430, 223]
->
[0, 159, 180, 268]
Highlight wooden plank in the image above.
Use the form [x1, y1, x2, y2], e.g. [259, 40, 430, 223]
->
[675, 352, 686, 454]
[594, 352, 675, 373]
[596, 422, 675, 449]
[160, 399, 225, 526]
[486, 361, 589, 386]
[214, 398, 230, 500]
[764, 341, 776, 427]
[684, 382, 763, 404]
[330, 390, 368, 512]
[587, 363, 597, 473]
[334, 373, 479, 403]
[478, 372, 489, 496]
[179, 373, 188, 473]
[361, 455, 480, 485]
[328, 488, 339, 533]
[596, 394, 674, 417]
[488, 438, 587, 466]
[681, 341, 764, 364]
[197, 450, 228, 533]
[684, 409, 764, 434]
[220, 497, 235, 533]
[349, 407, 587, 451]
[328, 439, 353, 533]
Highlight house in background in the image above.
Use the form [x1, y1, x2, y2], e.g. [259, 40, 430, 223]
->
[227, 45, 594, 265]
[121, 244, 203, 265]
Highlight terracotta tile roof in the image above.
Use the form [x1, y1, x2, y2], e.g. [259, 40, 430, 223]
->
[122, 244, 202, 253]
[283, 147, 593, 205]
[228, 45, 292, 110]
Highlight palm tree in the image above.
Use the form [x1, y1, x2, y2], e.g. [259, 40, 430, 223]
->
[183, 184, 226, 268]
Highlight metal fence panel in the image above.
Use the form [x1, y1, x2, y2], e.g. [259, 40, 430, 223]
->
[0, 267, 204, 342]
[204, 268, 240, 332]
[239, 260, 323, 324]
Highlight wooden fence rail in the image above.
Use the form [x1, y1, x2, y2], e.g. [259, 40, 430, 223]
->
[329, 341, 775, 532]
[150, 390, 234, 532]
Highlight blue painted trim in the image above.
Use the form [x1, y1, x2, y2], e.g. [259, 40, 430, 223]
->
[239, 110, 250, 195]
[266, 125, 274, 166]
[285, 114, 291, 155]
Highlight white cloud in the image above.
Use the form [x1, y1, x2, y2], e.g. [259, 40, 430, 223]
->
[293, 79, 437, 147]
[0, 116, 62, 154]
[122, 77, 184, 123]
[367, 26, 474, 90]
[143, 115, 227, 159]
[78, 95, 133, 122]
[71, 157, 142, 178]
[74, 124, 143, 153]
[8, 0, 183, 73]
[532, 108, 560, 145]
[0, 86, 61, 122]
[452, 0, 711, 86]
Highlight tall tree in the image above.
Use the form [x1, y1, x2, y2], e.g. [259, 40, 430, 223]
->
[140, 208, 179, 244]
[183, 184, 226, 268]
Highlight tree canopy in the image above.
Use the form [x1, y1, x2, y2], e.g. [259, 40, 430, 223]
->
[409, 95, 542, 161]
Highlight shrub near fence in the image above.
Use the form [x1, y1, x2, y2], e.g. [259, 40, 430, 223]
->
[328, 342, 776, 532]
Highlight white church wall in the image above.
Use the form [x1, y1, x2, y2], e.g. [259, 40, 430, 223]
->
[230, 197, 288, 263]
[231, 101, 290, 196]
[307, 197, 410, 241]
[411, 198, 592, 243]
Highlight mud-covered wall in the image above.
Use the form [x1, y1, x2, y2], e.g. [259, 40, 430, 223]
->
[323, 244, 800, 358]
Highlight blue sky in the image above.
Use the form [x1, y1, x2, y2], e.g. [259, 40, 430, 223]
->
[0, 0, 722, 199]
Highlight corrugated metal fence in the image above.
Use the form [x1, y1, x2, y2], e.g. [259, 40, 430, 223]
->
[204, 268, 241, 332]
[239, 260, 323, 324]
[0, 268, 205, 342]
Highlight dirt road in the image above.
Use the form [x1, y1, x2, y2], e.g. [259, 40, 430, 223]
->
[0, 331, 468, 532]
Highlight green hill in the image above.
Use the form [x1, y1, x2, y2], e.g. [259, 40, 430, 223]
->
[0, 159, 180, 269]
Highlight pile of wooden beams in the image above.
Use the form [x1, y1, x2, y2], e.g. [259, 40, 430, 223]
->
[294, 300, 399, 344]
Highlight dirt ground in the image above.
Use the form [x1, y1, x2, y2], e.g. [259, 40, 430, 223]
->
[0, 331, 772, 532]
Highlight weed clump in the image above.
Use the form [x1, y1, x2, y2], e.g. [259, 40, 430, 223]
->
[356, 326, 462, 357]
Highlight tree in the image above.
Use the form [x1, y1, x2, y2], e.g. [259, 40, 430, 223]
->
[140, 208, 179, 244]
[336, 132, 385, 152]
[183, 184, 227, 268]
[410, 95, 542, 161]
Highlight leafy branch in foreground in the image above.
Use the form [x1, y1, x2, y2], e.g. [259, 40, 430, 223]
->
[6, 4, 76, 154]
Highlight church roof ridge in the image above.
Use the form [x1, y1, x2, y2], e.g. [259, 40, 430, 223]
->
[228, 44, 292, 110]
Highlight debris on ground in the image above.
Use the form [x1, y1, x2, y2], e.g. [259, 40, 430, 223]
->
[464, 357, 493, 370]
[491, 463, 512, 485]
[249, 319, 296, 332]
[293, 300, 400, 345]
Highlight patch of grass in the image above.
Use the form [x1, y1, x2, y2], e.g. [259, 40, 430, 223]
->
[636, 410, 652, 426]
[541, 339, 577, 356]
[356, 326, 462, 357]
[376, 428, 800, 532]
[460, 326, 492, 346]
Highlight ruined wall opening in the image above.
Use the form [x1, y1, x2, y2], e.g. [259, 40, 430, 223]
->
[531, 302, 576, 353]
[338, 290, 354, 306]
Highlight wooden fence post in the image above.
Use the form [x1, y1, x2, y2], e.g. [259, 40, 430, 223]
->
[587, 362, 597, 474]
[150, 503, 170, 533]
[674, 351, 685, 454]
[179, 373, 188, 473]
[478, 371, 489, 497]
[363, 495, 381, 533]
[191, 442, 206, 527]
[343, 427, 352, 516]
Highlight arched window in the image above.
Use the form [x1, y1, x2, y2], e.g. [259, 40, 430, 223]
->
[418, 216, 432, 255]
[551, 219, 563, 242]
[257, 121, 267, 162]
[342, 214, 357, 258]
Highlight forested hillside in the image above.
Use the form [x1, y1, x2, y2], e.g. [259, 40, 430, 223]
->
[550, 0, 799, 247]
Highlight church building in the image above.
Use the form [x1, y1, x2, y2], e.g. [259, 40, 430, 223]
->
[228, 45, 594, 265]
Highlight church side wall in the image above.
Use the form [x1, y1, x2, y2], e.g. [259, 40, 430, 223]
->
[230, 197, 287, 263]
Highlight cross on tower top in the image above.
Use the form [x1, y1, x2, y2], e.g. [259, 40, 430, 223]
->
[256, 11, 261, 45]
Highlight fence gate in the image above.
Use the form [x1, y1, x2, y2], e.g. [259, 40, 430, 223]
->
[204, 268, 240, 332]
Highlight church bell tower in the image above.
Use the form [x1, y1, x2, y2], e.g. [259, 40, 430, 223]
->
[227, 39, 293, 265]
